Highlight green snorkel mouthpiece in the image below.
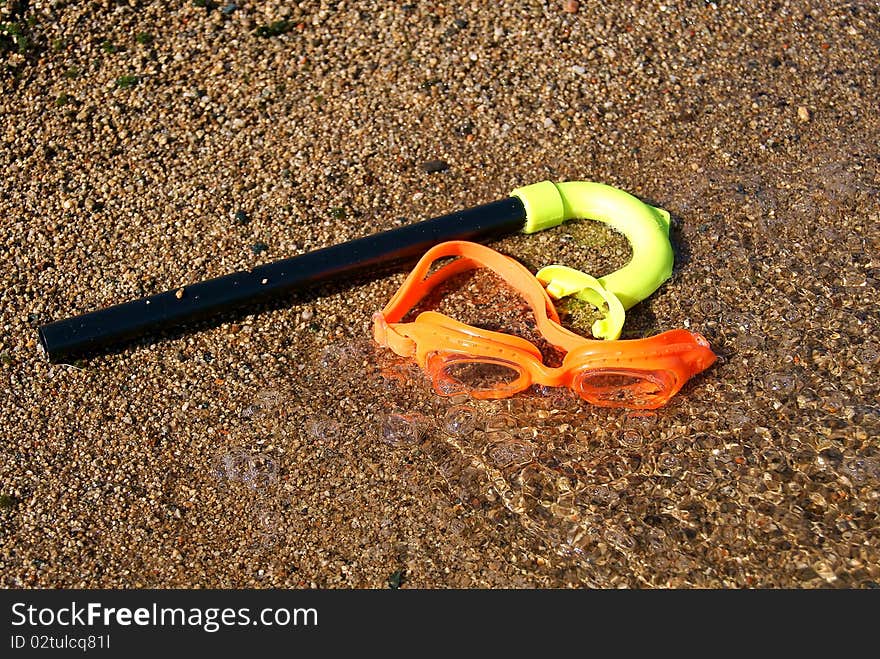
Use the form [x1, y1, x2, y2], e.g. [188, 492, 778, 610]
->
[512, 181, 675, 340]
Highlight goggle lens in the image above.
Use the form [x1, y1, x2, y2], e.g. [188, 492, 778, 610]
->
[427, 354, 527, 398]
[573, 368, 676, 408]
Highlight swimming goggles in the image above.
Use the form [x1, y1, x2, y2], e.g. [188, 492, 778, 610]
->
[373, 240, 716, 409]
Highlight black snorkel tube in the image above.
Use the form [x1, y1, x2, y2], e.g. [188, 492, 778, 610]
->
[38, 197, 527, 362]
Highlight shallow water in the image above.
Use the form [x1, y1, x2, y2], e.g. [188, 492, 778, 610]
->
[210, 183, 879, 587]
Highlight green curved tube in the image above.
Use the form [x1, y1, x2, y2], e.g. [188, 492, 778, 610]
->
[511, 180, 674, 312]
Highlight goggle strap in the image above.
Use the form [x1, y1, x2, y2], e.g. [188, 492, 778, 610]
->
[380, 241, 554, 322]
[377, 240, 598, 355]
[381, 256, 478, 323]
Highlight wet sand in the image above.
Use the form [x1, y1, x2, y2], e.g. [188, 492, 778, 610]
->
[1, 1, 878, 588]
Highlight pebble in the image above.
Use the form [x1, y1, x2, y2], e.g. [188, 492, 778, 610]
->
[421, 159, 449, 174]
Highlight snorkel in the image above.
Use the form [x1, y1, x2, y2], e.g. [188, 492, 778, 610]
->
[38, 180, 680, 363]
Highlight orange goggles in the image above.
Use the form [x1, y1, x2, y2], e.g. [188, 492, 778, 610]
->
[373, 241, 716, 409]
